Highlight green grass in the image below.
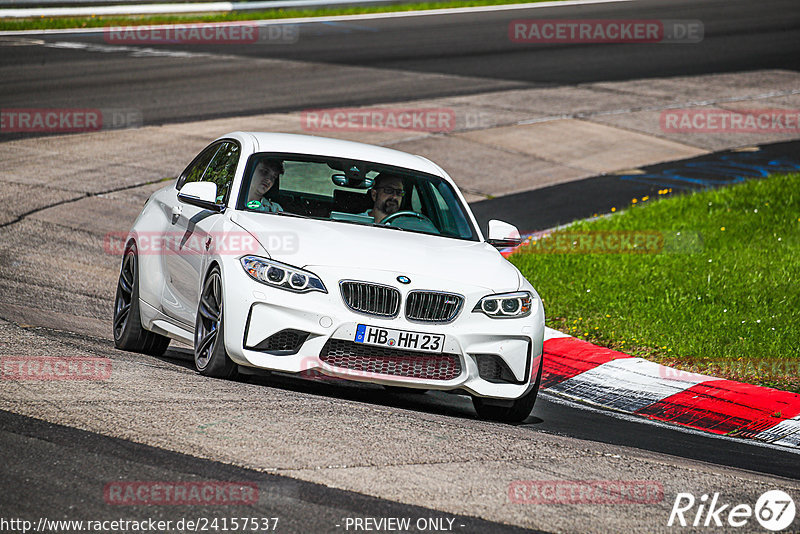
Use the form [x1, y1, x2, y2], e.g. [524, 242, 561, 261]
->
[1, 0, 558, 31]
[511, 173, 800, 393]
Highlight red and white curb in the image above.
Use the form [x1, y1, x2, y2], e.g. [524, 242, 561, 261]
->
[541, 328, 800, 448]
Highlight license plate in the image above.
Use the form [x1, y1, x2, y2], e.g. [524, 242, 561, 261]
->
[354, 325, 444, 353]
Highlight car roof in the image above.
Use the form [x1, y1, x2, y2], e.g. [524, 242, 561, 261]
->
[223, 131, 447, 179]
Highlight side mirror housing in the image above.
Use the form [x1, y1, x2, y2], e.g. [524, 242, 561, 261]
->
[487, 219, 522, 248]
[178, 182, 224, 212]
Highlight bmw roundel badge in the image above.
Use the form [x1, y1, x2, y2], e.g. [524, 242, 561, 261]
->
[397, 275, 411, 284]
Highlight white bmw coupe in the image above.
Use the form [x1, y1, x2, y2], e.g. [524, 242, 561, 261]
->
[113, 132, 544, 422]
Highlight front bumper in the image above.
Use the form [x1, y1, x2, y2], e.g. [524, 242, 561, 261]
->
[222, 263, 544, 400]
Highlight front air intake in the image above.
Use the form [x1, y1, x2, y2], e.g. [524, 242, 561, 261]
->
[247, 329, 308, 354]
[320, 339, 462, 381]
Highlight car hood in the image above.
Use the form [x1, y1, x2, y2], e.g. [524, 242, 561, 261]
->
[231, 212, 520, 292]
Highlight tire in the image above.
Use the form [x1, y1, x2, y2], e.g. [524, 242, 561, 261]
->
[113, 244, 170, 356]
[194, 267, 237, 379]
[472, 356, 543, 423]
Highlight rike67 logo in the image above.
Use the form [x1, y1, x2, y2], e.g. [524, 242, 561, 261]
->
[668, 490, 795, 531]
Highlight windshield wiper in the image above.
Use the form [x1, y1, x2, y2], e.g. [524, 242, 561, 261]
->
[325, 217, 408, 232]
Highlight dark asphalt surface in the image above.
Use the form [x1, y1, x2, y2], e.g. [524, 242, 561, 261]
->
[2, 0, 800, 529]
[3, 341, 799, 534]
[231, 354, 800, 481]
[0, 409, 538, 534]
[1, 0, 798, 130]
[471, 139, 800, 232]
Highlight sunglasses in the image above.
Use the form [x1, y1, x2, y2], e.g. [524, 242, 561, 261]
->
[378, 186, 405, 196]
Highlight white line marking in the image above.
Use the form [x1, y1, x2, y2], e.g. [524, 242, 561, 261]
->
[45, 39, 214, 58]
[0, 36, 45, 45]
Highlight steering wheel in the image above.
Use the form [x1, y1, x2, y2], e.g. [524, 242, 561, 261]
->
[381, 210, 434, 226]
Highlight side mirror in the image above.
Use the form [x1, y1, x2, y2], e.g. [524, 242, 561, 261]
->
[487, 219, 522, 248]
[178, 182, 224, 212]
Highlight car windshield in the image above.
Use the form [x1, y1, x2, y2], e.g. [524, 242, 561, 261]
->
[237, 153, 478, 241]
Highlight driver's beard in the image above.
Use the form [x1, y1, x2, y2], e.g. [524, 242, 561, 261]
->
[381, 199, 399, 215]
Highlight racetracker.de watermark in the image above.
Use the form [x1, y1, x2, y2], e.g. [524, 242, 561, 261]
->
[1, 357, 112, 381]
[104, 23, 298, 45]
[0, 108, 141, 133]
[301, 108, 456, 133]
[524, 231, 664, 254]
[104, 481, 259, 505]
[518, 230, 704, 255]
[104, 231, 298, 256]
[509, 19, 703, 43]
[661, 109, 800, 133]
[509, 480, 664, 504]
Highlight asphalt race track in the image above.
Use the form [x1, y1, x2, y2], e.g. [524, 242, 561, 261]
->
[2, 0, 800, 532]
[1, 0, 799, 130]
[470, 139, 800, 232]
[1, 410, 535, 534]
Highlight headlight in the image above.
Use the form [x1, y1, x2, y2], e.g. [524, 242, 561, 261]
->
[473, 291, 532, 318]
[240, 255, 327, 293]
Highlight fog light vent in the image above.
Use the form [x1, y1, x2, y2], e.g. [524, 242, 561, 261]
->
[248, 329, 308, 354]
[475, 354, 519, 384]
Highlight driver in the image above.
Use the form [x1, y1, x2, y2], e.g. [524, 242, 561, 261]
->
[365, 173, 405, 223]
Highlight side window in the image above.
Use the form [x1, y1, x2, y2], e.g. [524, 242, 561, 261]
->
[420, 180, 472, 238]
[431, 185, 455, 230]
[179, 144, 220, 189]
[201, 142, 240, 203]
[431, 181, 472, 238]
[411, 184, 423, 212]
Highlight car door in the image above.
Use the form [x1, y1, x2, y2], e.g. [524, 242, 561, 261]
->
[161, 141, 240, 326]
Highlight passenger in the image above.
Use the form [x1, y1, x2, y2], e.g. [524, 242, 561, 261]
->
[365, 173, 405, 223]
[247, 159, 284, 213]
